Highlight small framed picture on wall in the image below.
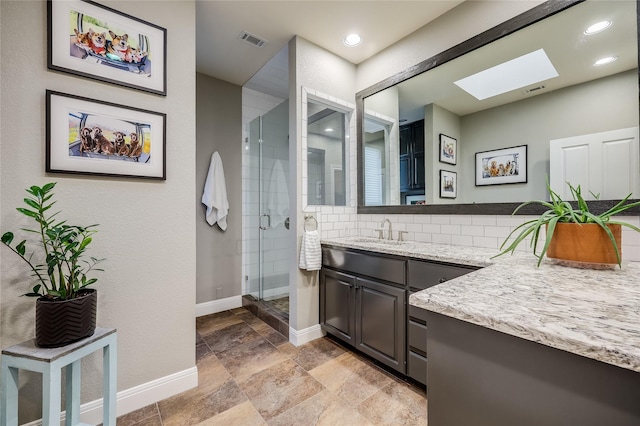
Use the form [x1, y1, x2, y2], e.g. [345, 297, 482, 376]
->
[439, 170, 457, 199]
[439, 134, 457, 165]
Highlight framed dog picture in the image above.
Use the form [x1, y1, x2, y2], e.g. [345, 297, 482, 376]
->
[475, 145, 527, 186]
[439, 170, 457, 199]
[46, 90, 166, 180]
[439, 134, 457, 165]
[48, 0, 167, 95]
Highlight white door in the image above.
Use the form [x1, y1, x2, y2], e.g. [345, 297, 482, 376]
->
[550, 127, 639, 200]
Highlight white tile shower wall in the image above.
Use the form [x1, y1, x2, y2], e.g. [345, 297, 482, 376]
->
[301, 88, 359, 240]
[357, 214, 640, 262]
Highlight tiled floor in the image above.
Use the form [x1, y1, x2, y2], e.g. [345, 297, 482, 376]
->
[117, 307, 428, 425]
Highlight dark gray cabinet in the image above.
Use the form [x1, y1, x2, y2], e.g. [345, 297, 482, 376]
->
[400, 120, 425, 193]
[320, 247, 407, 373]
[407, 259, 479, 385]
[320, 245, 480, 385]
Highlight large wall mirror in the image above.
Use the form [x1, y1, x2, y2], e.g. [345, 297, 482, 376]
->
[357, 0, 640, 215]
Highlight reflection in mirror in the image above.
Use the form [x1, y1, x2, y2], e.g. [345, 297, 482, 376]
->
[364, 114, 395, 205]
[307, 101, 347, 206]
[360, 0, 639, 209]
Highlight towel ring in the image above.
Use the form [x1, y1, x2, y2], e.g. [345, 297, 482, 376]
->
[304, 214, 318, 231]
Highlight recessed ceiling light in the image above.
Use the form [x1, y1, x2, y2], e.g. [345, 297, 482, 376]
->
[594, 56, 618, 66]
[325, 128, 334, 132]
[585, 20, 612, 35]
[454, 49, 559, 101]
[344, 33, 361, 47]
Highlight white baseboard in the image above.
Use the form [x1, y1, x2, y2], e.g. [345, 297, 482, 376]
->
[196, 295, 243, 317]
[22, 366, 198, 425]
[289, 324, 324, 346]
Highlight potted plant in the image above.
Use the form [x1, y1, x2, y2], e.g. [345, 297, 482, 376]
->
[494, 181, 640, 268]
[1, 182, 104, 347]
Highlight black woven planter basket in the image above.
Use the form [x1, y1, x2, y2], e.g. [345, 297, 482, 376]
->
[35, 289, 97, 348]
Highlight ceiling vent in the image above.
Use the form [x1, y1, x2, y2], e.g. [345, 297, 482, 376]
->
[524, 85, 546, 94]
[238, 31, 268, 48]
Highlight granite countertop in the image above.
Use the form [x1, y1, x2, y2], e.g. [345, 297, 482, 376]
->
[321, 236, 640, 373]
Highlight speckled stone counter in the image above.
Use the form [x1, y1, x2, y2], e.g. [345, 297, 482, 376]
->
[321, 236, 640, 373]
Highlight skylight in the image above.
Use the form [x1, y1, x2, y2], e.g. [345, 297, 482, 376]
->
[454, 49, 559, 100]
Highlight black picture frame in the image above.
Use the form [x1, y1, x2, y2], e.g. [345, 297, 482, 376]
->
[439, 134, 457, 165]
[46, 90, 166, 180]
[48, 0, 167, 96]
[475, 145, 528, 186]
[440, 170, 457, 199]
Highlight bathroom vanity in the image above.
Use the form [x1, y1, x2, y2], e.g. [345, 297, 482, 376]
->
[320, 237, 484, 384]
[320, 237, 640, 426]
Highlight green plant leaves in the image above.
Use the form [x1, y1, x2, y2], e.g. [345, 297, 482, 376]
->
[0, 182, 103, 299]
[493, 179, 638, 268]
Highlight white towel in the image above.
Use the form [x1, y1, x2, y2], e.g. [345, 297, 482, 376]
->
[201, 151, 229, 230]
[299, 230, 321, 271]
[266, 160, 289, 228]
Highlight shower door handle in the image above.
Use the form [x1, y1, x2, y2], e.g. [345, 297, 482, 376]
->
[259, 214, 271, 230]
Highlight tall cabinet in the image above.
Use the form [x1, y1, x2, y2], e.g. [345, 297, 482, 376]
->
[399, 119, 425, 195]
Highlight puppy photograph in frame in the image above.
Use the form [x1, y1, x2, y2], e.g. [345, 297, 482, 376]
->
[439, 170, 457, 199]
[46, 90, 166, 180]
[439, 134, 457, 165]
[475, 145, 527, 186]
[48, 0, 167, 95]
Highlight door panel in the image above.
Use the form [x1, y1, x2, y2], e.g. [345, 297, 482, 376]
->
[320, 269, 355, 344]
[356, 277, 406, 372]
[550, 127, 639, 199]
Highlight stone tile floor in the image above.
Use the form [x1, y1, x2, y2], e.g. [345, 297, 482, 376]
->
[116, 307, 427, 425]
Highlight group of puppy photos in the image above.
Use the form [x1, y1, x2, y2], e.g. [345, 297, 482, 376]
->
[67, 9, 152, 162]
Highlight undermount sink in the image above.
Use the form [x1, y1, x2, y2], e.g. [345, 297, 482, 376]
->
[349, 237, 406, 245]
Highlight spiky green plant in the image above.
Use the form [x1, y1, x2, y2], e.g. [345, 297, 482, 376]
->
[494, 180, 640, 267]
[1, 183, 104, 299]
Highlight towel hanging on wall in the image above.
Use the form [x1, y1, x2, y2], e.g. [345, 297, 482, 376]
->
[202, 151, 229, 230]
[299, 229, 321, 271]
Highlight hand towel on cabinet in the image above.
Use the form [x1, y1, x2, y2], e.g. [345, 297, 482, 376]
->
[299, 229, 321, 271]
[202, 151, 229, 230]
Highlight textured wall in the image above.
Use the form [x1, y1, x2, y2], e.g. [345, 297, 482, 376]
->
[196, 73, 242, 304]
[0, 0, 196, 422]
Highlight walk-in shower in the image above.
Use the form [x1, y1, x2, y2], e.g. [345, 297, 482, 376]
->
[244, 99, 290, 322]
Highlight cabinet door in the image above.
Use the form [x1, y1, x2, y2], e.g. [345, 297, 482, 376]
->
[399, 154, 411, 191]
[320, 269, 355, 344]
[355, 277, 406, 373]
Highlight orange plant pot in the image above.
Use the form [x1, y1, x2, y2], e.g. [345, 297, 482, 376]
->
[546, 223, 622, 265]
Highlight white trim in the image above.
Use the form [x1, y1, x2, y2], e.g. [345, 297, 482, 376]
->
[289, 324, 324, 346]
[22, 366, 198, 425]
[196, 295, 243, 317]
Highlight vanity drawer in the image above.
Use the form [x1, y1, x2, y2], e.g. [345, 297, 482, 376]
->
[408, 259, 477, 291]
[322, 247, 406, 285]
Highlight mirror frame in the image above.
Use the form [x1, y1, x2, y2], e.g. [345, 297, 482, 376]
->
[356, 0, 640, 216]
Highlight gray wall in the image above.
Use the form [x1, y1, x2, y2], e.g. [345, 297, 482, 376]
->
[196, 73, 242, 304]
[0, 0, 196, 422]
[460, 69, 638, 203]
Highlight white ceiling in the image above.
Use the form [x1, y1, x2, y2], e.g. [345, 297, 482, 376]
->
[195, 1, 463, 87]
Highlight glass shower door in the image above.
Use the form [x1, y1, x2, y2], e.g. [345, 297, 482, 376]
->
[246, 100, 290, 317]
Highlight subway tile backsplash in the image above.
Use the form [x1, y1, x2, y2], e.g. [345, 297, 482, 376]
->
[315, 213, 640, 263]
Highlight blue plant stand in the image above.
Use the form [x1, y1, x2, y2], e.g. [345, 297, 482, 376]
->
[1, 327, 117, 426]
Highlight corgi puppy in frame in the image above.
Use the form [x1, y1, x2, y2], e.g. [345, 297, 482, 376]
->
[128, 47, 148, 63]
[88, 29, 108, 56]
[107, 30, 130, 60]
[73, 29, 92, 52]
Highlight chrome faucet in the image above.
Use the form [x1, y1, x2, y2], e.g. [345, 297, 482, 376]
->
[380, 218, 393, 240]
